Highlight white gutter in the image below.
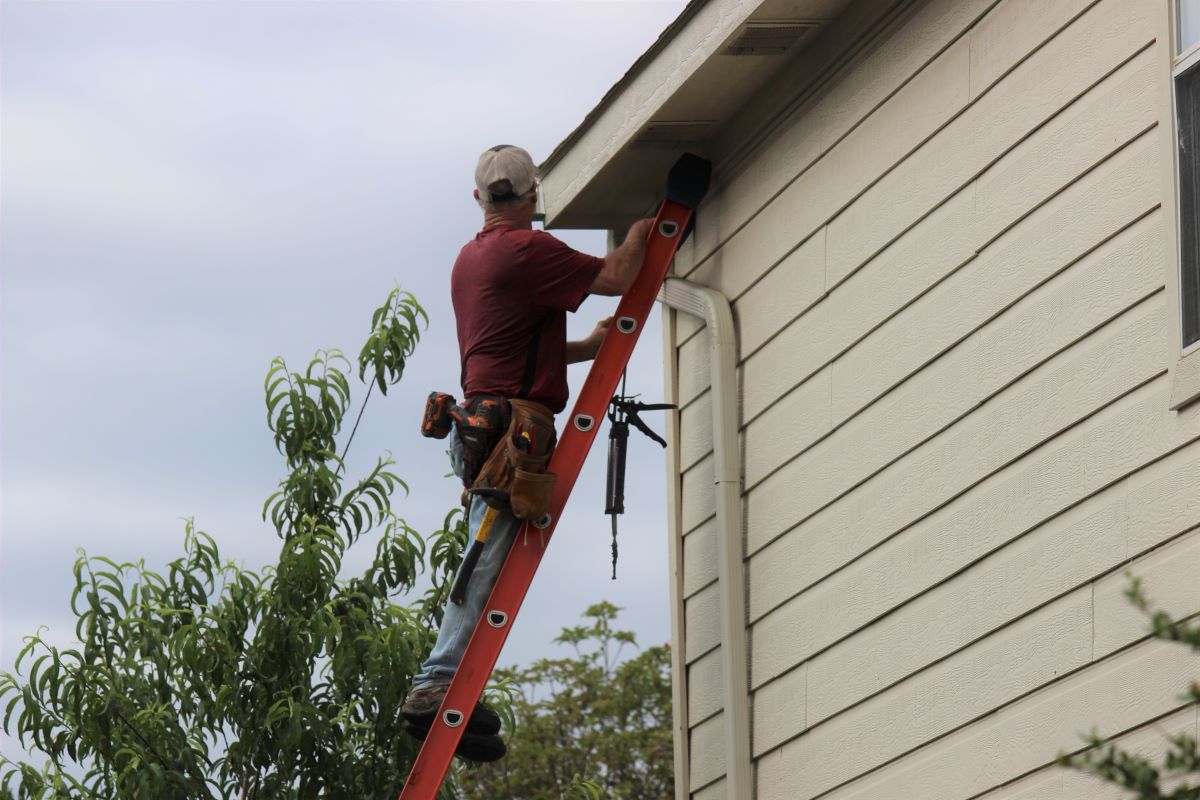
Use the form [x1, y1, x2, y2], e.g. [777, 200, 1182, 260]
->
[658, 277, 751, 800]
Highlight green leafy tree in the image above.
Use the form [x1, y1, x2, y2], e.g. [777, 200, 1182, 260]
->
[0, 288, 489, 799]
[457, 602, 674, 800]
[1060, 575, 1200, 798]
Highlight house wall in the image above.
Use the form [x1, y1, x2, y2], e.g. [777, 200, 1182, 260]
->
[665, 0, 1200, 796]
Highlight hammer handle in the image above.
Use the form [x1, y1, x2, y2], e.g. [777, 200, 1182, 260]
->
[449, 506, 498, 605]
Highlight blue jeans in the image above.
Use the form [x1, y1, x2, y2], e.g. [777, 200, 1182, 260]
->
[413, 428, 520, 689]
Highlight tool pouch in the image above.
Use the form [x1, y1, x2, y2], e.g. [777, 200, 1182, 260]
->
[471, 398, 557, 520]
[455, 396, 511, 490]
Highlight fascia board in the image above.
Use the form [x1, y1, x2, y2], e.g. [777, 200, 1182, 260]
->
[538, 0, 761, 226]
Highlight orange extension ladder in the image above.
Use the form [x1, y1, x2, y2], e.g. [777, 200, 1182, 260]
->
[397, 152, 711, 799]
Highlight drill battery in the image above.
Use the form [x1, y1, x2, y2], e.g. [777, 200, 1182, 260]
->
[420, 391, 457, 439]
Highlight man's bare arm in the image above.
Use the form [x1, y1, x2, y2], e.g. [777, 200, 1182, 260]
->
[567, 317, 611, 363]
[566, 341, 595, 364]
[589, 218, 655, 296]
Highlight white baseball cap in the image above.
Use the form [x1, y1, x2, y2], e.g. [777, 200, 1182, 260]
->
[475, 144, 537, 203]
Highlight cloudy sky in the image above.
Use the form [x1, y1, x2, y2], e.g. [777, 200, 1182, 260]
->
[0, 0, 687, 718]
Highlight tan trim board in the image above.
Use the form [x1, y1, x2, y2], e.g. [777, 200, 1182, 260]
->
[661, 304, 691, 800]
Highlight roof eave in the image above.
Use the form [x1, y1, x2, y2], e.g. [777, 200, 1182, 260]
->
[538, 0, 857, 231]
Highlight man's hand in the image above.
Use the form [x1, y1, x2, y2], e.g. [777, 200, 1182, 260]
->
[589, 217, 656, 296]
[584, 316, 611, 356]
[567, 317, 611, 364]
[625, 217, 655, 243]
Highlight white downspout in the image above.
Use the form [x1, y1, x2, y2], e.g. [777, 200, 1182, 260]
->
[658, 277, 751, 800]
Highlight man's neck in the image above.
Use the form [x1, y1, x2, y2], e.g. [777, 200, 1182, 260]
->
[482, 208, 534, 230]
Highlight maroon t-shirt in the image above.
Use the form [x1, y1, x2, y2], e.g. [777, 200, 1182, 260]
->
[452, 225, 604, 413]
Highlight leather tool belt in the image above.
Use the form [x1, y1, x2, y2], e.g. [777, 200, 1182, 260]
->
[421, 392, 558, 520]
[471, 398, 557, 520]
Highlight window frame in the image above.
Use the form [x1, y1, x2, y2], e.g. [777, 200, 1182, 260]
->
[1173, 40, 1200, 355]
[1163, 4, 1200, 407]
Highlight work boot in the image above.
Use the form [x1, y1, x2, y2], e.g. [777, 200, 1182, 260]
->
[401, 684, 501, 736]
[404, 721, 507, 763]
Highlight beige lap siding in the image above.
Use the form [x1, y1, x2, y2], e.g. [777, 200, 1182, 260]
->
[674, 0, 1144, 382]
[748, 199, 1163, 559]
[676, 41, 1159, 539]
[690, 777, 729, 800]
[747, 206, 1164, 616]
[750, 403, 1200, 796]
[685, 0, 996, 282]
[972, 706, 1199, 800]
[822, 0, 1149, 290]
[750, 299, 1176, 687]
[681, 517, 720, 600]
[687, 646, 725, 725]
[684, 578, 722, 664]
[676, 0, 1158, 423]
[670, 0, 1192, 796]
[804, 413, 1200, 723]
[751, 545, 1200, 800]
[725, 69, 1156, 500]
[796, 639, 1198, 800]
[681, 452, 717, 538]
[689, 712, 728, 790]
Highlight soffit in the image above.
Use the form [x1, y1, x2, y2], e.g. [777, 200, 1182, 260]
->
[538, 0, 858, 230]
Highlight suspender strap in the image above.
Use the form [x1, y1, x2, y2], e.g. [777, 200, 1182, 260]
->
[459, 313, 550, 401]
[517, 315, 547, 399]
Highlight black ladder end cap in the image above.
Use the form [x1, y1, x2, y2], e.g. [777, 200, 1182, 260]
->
[665, 153, 712, 209]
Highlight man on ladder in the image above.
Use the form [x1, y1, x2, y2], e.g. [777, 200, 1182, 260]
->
[402, 144, 654, 760]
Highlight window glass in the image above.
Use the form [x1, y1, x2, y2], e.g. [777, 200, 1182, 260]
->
[1177, 62, 1200, 347]
[1182, 0, 1200, 54]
